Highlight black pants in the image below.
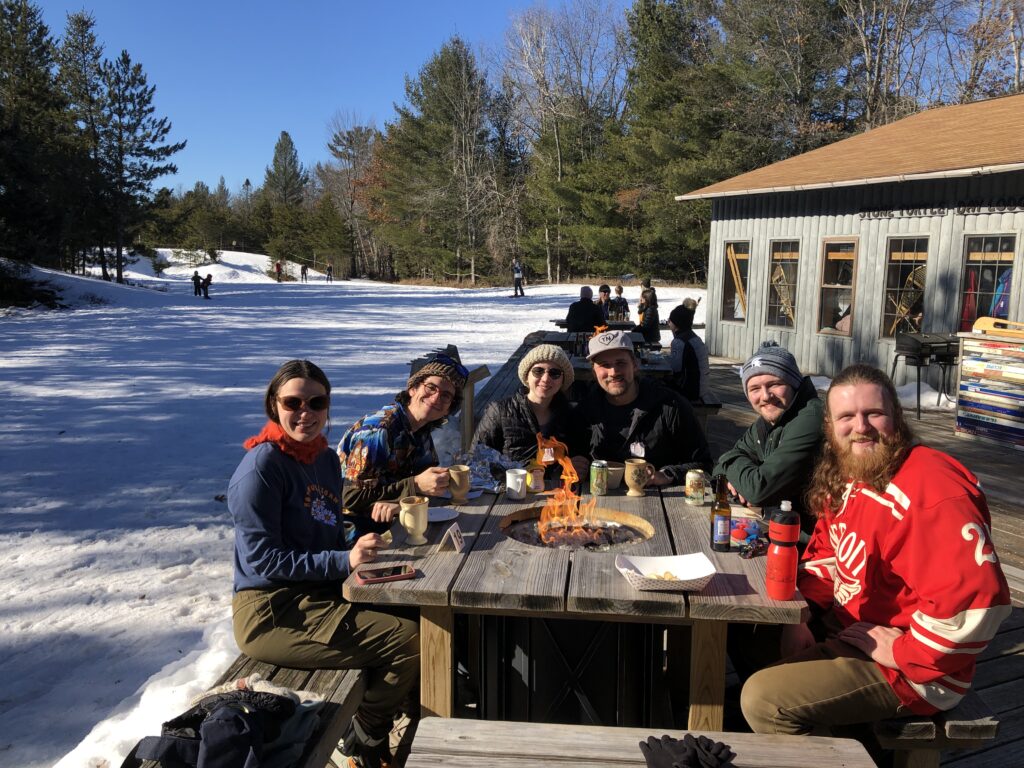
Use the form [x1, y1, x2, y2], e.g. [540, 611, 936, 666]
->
[514, 278, 524, 296]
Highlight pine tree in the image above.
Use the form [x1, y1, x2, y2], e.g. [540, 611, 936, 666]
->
[0, 0, 73, 267]
[56, 9, 109, 274]
[263, 131, 308, 206]
[98, 49, 185, 282]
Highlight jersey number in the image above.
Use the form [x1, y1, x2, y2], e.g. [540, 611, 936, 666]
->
[961, 522, 998, 566]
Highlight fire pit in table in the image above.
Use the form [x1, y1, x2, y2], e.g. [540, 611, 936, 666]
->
[500, 503, 653, 551]
[506, 433, 653, 551]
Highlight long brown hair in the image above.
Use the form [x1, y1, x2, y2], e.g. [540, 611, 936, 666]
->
[806, 364, 914, 517]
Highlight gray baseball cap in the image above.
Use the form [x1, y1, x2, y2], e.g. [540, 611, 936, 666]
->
[587, 330, 635, 360]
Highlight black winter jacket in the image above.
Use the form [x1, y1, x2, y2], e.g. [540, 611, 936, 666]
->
[569, 378, 711, 485]
[635, 306, 661, 344]
[472, 390, 574, 464]
[565, 299, 605, 333]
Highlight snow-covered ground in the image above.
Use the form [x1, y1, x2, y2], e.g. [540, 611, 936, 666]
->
[1, 248, 953, 767]
[1, 250, 709, 768]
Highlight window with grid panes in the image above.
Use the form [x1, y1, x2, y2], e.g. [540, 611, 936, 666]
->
[880, 237, 928, 338]
[722, 241, 749, 321]
[766, 241, 799, 328]
[818, 240, 856, 335]
[959, 235, 1014, 331]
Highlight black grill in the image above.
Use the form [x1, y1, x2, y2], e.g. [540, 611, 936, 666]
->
[894, 332, 959, 359]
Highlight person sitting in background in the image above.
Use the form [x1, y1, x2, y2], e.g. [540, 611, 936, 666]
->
[473, 344, 575, 464]
[713, 341, 822, 534]
[564, 286, 605, 333]
[667, 298, 709, 402]
[741, 364, 1009, 749]
[337, 352, 467, 531]
[570, 330, 711, 488]
[596, 284, 612, 321]
[634, 288, 660, 345]
[609, 284, 629, 321]
[229, 360, 417, 768]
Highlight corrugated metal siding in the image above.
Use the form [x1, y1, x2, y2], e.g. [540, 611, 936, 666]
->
[705, 172, 1024, 385]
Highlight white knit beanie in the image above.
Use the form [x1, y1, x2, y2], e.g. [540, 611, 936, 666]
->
[518, 344, 574, 392]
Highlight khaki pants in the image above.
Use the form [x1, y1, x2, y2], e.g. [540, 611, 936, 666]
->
[233, 584, 419, 735]
[740, 637, 905, 736]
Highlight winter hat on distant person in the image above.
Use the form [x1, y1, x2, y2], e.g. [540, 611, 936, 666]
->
[739, 341, 803, 391]
[587, 329, 635, 361]
[598, 284, 611, 295]
[668, 298, 698, 330]
[580, 286, 593, 299]
[518, 344, 574, 393]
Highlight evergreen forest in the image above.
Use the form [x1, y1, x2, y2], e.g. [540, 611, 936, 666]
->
[3, 0, 1024, 287]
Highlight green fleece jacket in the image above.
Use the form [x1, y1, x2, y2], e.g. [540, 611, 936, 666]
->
[712, 376, 823, 532]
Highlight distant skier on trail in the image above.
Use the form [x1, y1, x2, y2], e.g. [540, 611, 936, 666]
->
[511, 258, 525, 297]
[300, 264, 308, 283]
[274, 260, 282, 282]
[191, 271, 202, 297]
[201, 274, 212, 299]
[325, 264, 333, 283]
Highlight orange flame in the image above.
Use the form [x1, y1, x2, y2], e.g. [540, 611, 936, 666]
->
[593, 325, 608, 335]
[533, 434, 602, 546]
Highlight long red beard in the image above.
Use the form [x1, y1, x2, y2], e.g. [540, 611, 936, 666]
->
[243, 420, 328, 464]
[833, 433, 904, 483]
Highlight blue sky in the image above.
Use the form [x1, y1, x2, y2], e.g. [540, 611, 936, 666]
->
[37, 0, 616, 194]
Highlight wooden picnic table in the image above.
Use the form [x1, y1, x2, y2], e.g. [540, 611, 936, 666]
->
[552, 319, 642, 331]
[543, 330, 646, 348]
[406, 717, 877, 768]
[571, 353, 674, 381]
[342, 481, 807, 731]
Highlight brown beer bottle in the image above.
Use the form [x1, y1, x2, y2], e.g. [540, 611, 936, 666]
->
[710, 474, 732, 552]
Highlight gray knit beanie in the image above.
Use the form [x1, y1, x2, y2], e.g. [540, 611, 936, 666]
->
[518, 344, 574, 393]
[740, 341, 803, 391]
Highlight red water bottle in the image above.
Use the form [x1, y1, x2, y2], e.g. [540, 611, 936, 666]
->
[766, 500, 799, 600]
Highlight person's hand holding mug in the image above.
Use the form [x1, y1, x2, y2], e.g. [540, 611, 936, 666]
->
[646, 466, 672, 487]
[349, 532, 386, 568]
[370, 501, 400, 524]
[414, 466, 449, 496]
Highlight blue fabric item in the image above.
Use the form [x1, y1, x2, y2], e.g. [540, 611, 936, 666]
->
[229, 442, 349, 593]
[990, 267, 1011, 317]
[197, 703, 262, 768]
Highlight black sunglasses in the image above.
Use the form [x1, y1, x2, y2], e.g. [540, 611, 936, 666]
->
[277, 395, 330, 412]
[430, 353, 469, 378]
[530, 366, 563, 379]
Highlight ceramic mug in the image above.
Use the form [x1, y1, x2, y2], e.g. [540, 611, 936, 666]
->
[506, 468, 527, 500]
[605, 461, 625, 491]
[624, 458, 649, 497]
[448, 464, 471, 505]
[525, 463, 545, 493]
[399, 495, 428, 545]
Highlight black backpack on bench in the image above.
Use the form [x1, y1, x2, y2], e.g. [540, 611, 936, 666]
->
[121, 690, 297, 768]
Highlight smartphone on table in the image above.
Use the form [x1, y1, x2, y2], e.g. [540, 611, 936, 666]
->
[354, 563, 416, 585]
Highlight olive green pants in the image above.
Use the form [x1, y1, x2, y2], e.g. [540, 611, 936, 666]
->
[740, 636, 905, 736]
[233, 584, 419, 735]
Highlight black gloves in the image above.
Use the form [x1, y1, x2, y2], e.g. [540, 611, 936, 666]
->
[638, 733, 735, 768]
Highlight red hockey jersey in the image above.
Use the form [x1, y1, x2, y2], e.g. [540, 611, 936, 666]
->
[799, 445, 1011, 714]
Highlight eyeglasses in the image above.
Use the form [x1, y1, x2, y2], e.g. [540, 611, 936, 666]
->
[277, 395, 330, 412]
[530, 366, 563, 380]
[421, 381, 455, 405]
[430, 353, 469, 379]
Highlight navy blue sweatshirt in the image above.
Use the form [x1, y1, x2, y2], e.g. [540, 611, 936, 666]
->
[229, 441, 350, 593]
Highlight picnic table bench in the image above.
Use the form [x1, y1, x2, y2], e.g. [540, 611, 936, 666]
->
[406, 716, 878, 768]
[128, 656, 367, 768]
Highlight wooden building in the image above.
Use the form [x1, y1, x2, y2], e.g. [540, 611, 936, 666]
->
[678, 94, 1024, 384]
